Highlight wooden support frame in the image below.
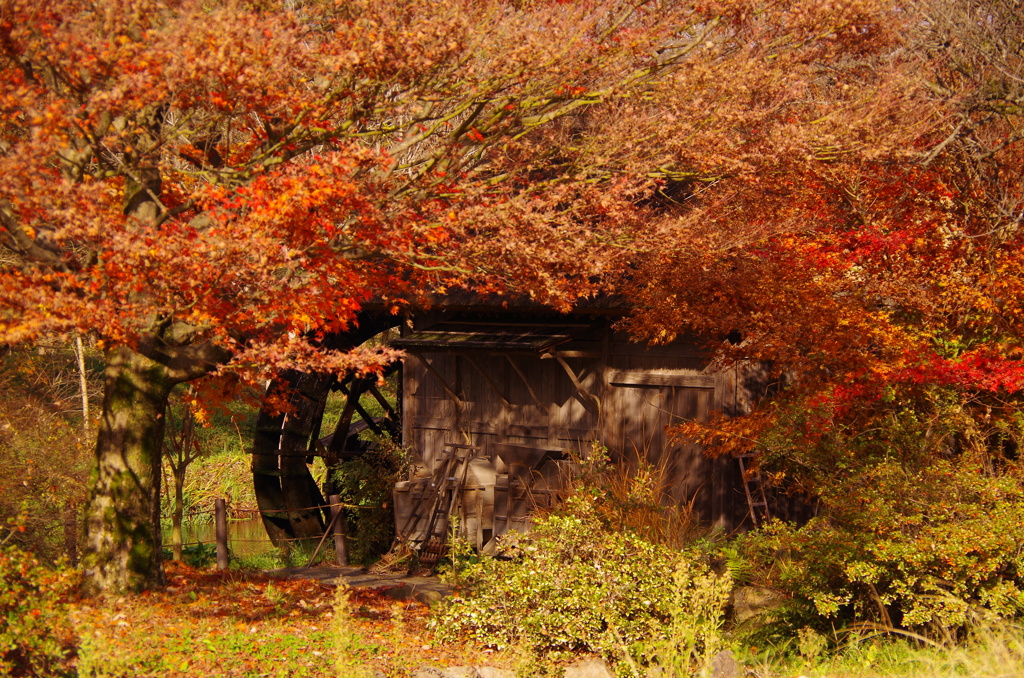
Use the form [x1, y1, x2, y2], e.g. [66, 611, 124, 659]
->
[504, 354, 544, 407]
[544, 352, 601, 417]
[337, 380, 385, 437]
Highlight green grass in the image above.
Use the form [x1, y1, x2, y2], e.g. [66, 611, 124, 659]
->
[734, 622, 1024, 678]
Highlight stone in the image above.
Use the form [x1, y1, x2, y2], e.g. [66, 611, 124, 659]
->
[710, 649, 740, 678]
[442, 668, 480, 678]
[730, 585, 785, 624]
[562, 657, 615, 678]
[410, 668, 447, 678]
[414, 589, 445, 606]
[381, 583, 414, 600]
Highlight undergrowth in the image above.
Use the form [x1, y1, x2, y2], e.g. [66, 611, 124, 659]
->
[0, 533, 79, 676]
[432, 453, 733, 677]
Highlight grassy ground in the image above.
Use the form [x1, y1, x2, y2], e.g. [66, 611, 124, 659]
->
[70, 563, 500, 678]
[52, 562, 1024, 678]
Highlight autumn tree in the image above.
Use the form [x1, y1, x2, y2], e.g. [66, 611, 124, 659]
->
[598, 0, 1021, 434]
[0, 0, 955, 594]
[0, 0, 741, 592]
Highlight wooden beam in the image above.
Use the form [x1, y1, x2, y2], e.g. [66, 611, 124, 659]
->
[411, 354, 464, 405]
[365, 382, 401, 439]
[326, 376, 363, 456]
[504, 355, 544, 407]
[606, 369, 717, 388]
[552, 354, 601, 417]
[540, 350, 600, 359]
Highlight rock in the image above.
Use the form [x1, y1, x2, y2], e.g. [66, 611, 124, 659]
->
[410, 668, 447, 678]
[562, 657, 615, 678]
[442, 668, 480, 678]
[730, 585, 785, 624]
[381, 584, 414, 600]
[710, 649, 740, 678]
[414, 589, 445, 606]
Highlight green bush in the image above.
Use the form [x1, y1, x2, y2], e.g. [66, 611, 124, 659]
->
[431, 497, 731, 670]
[331, 441, 407, 565]
[162, 542, 218, 569]
[729, 384, 1024, 637]
[741, 459, 1024, 633]
[0, 542, 78, 676]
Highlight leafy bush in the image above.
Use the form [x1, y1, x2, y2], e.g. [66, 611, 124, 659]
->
[432, 497, 731, 670]
[162, 542, 218, 569]
[0, 542, 78, 676]
[331, 440, 408, 565]
[725, 384, 1024, 637]
[741, 459, 1024, 633]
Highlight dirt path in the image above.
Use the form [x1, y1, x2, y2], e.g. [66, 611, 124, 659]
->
[268, 565, 451, 605]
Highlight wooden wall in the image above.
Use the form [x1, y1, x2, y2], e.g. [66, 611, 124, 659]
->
[401, 318, 752, 531]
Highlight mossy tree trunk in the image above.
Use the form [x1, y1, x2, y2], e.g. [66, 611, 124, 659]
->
[81, 346, 173, 594]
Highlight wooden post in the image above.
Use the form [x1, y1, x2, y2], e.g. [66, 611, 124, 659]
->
[329, 494, 348, 566]
[215, 498, 229, 570]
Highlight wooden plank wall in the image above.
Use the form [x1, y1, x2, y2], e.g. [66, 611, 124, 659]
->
[402, 321, 750, 530]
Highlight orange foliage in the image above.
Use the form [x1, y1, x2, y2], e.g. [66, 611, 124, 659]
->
[642, 0, 1024, 471]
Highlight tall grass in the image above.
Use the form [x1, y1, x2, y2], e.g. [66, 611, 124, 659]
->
[548, 444, 706, 550]
[160, 450, 259, 523]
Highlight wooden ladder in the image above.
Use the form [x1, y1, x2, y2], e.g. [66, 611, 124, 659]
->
[738, 453, 771, 526]
[396, 444, 478, 564]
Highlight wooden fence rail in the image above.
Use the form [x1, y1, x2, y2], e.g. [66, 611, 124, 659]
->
[166, 498, 350, 570]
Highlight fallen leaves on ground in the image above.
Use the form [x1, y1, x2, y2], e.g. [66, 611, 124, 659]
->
[69, 562, 497, 677]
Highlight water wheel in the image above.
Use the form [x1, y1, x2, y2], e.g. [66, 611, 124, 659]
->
[250, 313, 402, 548]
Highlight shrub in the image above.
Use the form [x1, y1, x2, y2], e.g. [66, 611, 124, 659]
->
[431, 497, 731, 670]
[162, 542, 218, 569]
[0, 346, 94, 563]
[0, 541, 78, 676]
[723, 383, 1024, 637]
[741, 459, 1024, 634]
[331, 440, 408, 565]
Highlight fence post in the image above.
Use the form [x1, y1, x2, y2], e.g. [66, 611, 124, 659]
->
[215, 498, 229, 570]
[329, 494, 348, 566]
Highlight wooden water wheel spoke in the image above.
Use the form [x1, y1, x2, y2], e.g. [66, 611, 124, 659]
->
[365, 381, 401, 439]
[325, 375, 366, 457]
[337, 379, 387, 437]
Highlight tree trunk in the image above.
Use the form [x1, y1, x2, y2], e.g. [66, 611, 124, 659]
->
[74, 335, 90, 435]
[81, 346, 173, 594]
[172, 466, 186, 562]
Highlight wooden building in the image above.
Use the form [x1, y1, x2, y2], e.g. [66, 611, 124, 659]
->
[249, 300, 776, 554]
[389, 302, 770, 555]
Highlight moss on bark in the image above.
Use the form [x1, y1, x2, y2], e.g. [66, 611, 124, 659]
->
[81, 346, 172, 594]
